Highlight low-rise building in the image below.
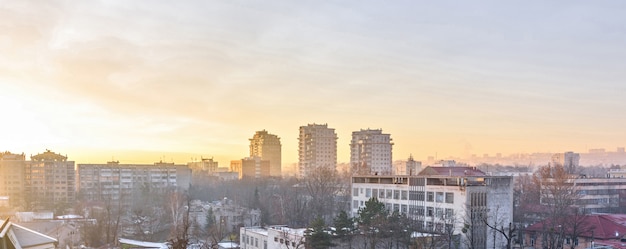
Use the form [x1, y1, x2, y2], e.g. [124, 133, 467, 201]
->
[351, 166, 513, 249]
[240, 226, 306, 249]
[0, 218, 57, 249]
[525, 214, 626, 249]
[190, 198, 261, 235]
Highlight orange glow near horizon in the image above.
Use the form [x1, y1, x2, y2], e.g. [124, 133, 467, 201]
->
[2, 1, 626, 167]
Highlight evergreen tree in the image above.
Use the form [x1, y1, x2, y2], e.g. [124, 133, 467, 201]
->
[306, 217, 335, 249]
[357, 198, 389, 249]
[333, 210, 355, 248]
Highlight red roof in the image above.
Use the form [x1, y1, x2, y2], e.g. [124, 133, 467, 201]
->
[527, 214, 626, 240]
[417, 166, 486, 177]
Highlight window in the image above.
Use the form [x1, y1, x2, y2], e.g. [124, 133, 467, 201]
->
[274, 237, 278, 242]
[401, 204, 408, 214]
[445, 208, 454, 219]
[386, 189, 392, 199]
[353, 200, 358, 209]
[366, 188, 371, 198]
[372, 189, 378, 198]
[436, 192, 444, 203]
[445, 192, 454, 203]
[255, 238, 258, 247]
[436, 208, 443, 219]
[394, 190, 400, 200]
[394, 204, 400, 212]
[409, 205, 418, 215]
[353, 188, 358, 197]
[379, 189, 385, 198]
[427, 207, 434, 217]
[427, 192, 434, 202]
[401, 190, 407, 200]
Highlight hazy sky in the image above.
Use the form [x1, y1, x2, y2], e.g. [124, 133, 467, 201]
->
[1, 1, 625, 166]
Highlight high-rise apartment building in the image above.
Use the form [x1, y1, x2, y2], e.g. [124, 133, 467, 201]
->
[350, 129, 393, 175]
[298, 123, 337, 178]
[551, 151, 580, 174]
[0, 152, 26, 208]
[26, 150, 76, 210]
[249, 130, 282, 177]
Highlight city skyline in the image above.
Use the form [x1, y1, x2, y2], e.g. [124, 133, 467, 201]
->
[2, 1, 626, 165]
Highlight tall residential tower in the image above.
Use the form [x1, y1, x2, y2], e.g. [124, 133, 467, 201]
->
[298, 123, 337, 178]
[350, 128, 393, 175]
[249, 130, 282, 177]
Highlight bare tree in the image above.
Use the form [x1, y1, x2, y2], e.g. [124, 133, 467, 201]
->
[304, 166, 345, 223]
[81, 199, 122, 248]
[564, 209, 595, 249]
[532, 164, 580, 249]
[482, 206, 516, 249]
[168, 191, 191, 249]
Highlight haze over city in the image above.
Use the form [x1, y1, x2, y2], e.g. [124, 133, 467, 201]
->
[2, 1, 626, 165]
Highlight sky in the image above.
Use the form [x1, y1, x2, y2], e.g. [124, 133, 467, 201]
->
[1, 1, 626, 166]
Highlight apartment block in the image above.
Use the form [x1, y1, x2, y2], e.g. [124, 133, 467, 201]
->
[249, 130, 282, 177]
[0, 152, 26, 208]
[187, 157, 218, 176]
[350, 128, 393, 175]
[26, 150, 76, 210]
[77, 161, 191, 203]
[298, 123, 337, 178]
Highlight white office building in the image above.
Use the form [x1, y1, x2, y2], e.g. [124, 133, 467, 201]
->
[351, 166, 513, 249]
[240, 226, 306, 249]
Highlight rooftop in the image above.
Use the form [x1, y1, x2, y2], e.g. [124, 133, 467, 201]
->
[418, 166, 486, 177]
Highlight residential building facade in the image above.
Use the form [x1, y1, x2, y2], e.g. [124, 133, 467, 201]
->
[298, 123, 337, 178]
[0, 152, 26, 208]
[405, 154, 422, 176]
[350, 128, 393, 175]
[26, 150, 76, 210]
[187, 157, 219, 176]
[77, 161, 191, 204]
[351, 166, 514, 249]
[249, 130, 282, 177]
[231, 157, 270, 179]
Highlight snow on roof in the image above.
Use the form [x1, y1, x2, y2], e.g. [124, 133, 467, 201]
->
[56, 214, 84, 219]
[119, 238, 169, 249]
[217, 242, 239, 249]
[7, 222, 57, 247]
